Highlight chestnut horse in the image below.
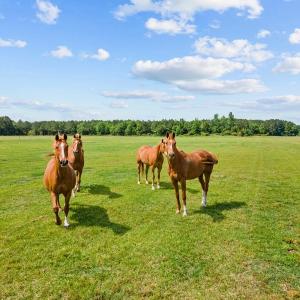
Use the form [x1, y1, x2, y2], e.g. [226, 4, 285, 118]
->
[43, 134, 76, 226]
[68, 133, 84, 193]
[164, 132, 218, 216]
[136, 139, 165, 190]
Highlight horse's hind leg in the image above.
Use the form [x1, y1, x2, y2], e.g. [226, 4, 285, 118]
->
[203, 171, 212, 207]
[198, 175, 206, 207]
[51, 192, 61, 225]
[137, 162, 141, 184]
[63, 192, 72, 227]
[145, 165, 149, 184]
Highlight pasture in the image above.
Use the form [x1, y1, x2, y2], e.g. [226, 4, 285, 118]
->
[0, 136, 299, 299]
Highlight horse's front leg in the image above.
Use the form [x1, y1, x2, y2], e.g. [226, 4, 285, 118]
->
[181, 179, 187, 216]
[171, 178, 180, 214]
[145, 165, 149, 184]
[157, 166, 162, 189]
[77, 170, 82, 192]
[151, 166, 155, 190]
[63, 191, 72, 227]
[51, 192, 61, 225]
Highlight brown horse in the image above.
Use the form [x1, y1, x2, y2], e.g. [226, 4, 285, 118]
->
[68, 133, 84, 193]
[43, 134, 76, 226]
[164, 132, 218, 216]
[136, 139, 165, 190]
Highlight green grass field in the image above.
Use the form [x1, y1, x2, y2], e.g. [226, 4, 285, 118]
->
[0, 136, 299, 299]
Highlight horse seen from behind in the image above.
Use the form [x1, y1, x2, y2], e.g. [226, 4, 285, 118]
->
[43, 133, 76, 227]
[68, 133, 84, 193]
[164, 132, 218, 216]
[136, 139, 165, 190]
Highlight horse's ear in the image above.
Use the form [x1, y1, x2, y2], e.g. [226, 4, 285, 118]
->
[161, 139, 164, 143]
[63, 133, 67, 141]
[55, 134, 59, 141]
[166, 132, 169, 138]
[78, 134, 81, 139]
[172, 132, 175, 138]
[73, 134, 76, 138]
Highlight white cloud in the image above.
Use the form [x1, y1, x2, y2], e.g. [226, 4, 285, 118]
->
[194, 36, 273, 62]
[289, 28, 300, 44]
[110, 100, 129, 108]
[133, 56, 255, 82]
[50, 46, 73, 58]
[257, 29, 270, 39]
[0, 96, 8, 103]
[0, 38, 27, 48]
[173, 78, 266, 94]
[145, 18, 195, 35]
[132, 55, 266, 94]
[273, 53, 300, 74]
[82, 48, 110, 61]
[115, 0, 263, 20]
[102, 90, 195, 102]
[36, 0, 60, 25]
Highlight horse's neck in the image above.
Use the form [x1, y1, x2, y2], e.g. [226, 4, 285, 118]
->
[168, 149, 183, 174]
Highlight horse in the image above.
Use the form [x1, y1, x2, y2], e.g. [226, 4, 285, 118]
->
[136, 139, 165, 190]
[68, 133, 84, 193]
[164, 132, 218, 216]
[43, 134, 76, 227]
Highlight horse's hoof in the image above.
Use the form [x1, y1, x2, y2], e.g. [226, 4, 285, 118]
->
[55, 219, 62, 225]
[145, 181, 149, 185]
[64, 220, 70, 227]
[137, 181, 141, 185]
[201, 202, 206, 208]
[157, 185, 160, 189]
[176, 209, 180, 214]
[183, 211, 188, 217]
[152, 185, 155, 190]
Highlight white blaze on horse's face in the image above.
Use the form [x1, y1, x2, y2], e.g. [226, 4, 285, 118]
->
[57, 141, 68, 167]
[72, 139, 81, 153]
[167, 138, 176, 159]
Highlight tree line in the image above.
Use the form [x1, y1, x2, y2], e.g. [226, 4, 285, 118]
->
[0, 113, 299, 136]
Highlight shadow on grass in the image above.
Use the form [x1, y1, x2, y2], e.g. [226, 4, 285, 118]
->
[194, 201, 246, 222]
[70, 204, 130, 235]
[159, 181, 200, 194]
[82, 184, 122, 199]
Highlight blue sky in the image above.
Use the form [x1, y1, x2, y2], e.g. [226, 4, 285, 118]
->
[1, 0, 300, 123]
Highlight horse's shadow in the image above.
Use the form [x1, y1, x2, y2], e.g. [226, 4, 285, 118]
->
[159, 181, 200, 194]
[70, 204, 130, 235]
[194, 201, 246, 222]
[82, 184, 122, 199]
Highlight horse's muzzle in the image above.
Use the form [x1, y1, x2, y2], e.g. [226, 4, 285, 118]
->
[168, 153, 175, 159]
[60, 160, 68, 167]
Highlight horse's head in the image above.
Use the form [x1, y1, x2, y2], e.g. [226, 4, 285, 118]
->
[53, 133, 68, 167]
[71, 133, 82, 154]
[165, 132, 177, 159]
[159, 137, 167, 154]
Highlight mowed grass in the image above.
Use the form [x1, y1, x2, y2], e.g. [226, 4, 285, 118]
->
[0, 136, 299, 300]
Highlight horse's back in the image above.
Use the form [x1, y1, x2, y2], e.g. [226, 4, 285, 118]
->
[191, 149, 218, 164]
[136, 145, 152, 162]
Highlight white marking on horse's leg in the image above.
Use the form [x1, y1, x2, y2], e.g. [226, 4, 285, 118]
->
[176, 209, 180, 214]
[152, 184, 155, 190]
[183, 205, 188, 216]
[64, 217, 70, 227]
[157, 184, 160, 189]
[137, 180, 141, 184]
[72, 189, 76, 198]
[202, 191, 207, 207]
[146, 180, 149, 184]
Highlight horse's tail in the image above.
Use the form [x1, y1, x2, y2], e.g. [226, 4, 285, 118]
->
[202, 152, 218, 165]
